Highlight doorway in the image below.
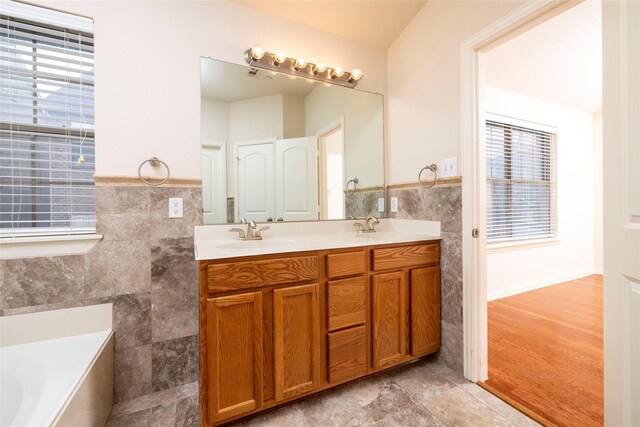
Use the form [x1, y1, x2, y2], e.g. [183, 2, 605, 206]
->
[318, 119, 345, 220]
[201, 141, 226, 224]
[461, 0, 609, 425]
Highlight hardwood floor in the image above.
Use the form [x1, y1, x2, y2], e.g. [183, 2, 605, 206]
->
[481, 275, 603, 427]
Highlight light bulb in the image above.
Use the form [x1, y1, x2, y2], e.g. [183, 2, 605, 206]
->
[331, 66, 344, 78]
[274, 52, 286, 66]
[294, 57, 307, 70]
[349, 68, 363, 82]
[250, 45, 265, 60]
[313, 61, 327, 75]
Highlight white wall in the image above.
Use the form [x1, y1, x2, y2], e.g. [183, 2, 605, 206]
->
[594, 111, 603, 274]
[485, 86, 600, 300]
[282, 94, 306, 139]
[229, 95, 283, 142]
[201, 99, 229, 142]
[386, 0, 526, 185]
[33, 0, 386, 181]
[305, 85, 384, 188]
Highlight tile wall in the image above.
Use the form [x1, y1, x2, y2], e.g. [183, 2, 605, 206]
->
[0, 184, 202, 402]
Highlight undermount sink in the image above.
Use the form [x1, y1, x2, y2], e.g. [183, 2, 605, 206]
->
[216, 239, 296, 250]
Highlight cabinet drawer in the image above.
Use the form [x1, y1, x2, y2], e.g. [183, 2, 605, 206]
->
[328, 325, 367, 383]
[372, 244, 439, 271]
[327, 277, 366, 331]
[327, 250, 366, 279]
[207, 256, 319, 293]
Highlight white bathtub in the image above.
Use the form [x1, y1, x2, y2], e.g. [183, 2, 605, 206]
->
[0, 304, 114, 427]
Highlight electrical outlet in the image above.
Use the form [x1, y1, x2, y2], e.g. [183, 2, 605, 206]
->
[390, 197, 398, 213]
[169, 198, 183, 218]
[440, 157, 458, 178]
[377, 198, 385, 212]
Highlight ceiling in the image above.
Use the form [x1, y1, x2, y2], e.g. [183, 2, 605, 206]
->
[230, 0, 427, 49]
[485, 0, 602, 113]
[201, 57, 317, 102]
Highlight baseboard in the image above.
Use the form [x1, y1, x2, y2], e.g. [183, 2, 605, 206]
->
[487, 269, 597, 301]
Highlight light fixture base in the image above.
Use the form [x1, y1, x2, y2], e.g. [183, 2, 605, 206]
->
[243, 49, 360, 88]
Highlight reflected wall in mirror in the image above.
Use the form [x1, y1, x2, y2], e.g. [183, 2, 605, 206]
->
[200, 58, 385, 224]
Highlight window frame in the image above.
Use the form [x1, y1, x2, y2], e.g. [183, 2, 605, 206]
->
[1, 3, 96, 240]
[485, 113, 558, 246]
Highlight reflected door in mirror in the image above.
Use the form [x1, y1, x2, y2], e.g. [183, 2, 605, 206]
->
[202, 142, 226, 224]
[275, 137, 318, 221]
[237, 142, 274, 222]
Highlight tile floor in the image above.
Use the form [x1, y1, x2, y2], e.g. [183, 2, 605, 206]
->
[107, 356, 539, 427]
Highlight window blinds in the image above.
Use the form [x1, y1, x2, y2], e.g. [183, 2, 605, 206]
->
[0, 9, 95, 236]
[486, 120, 556, 242]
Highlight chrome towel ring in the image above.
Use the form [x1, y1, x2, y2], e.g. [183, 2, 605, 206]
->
[138, 157, 170, 186]
[345, 178, 359, 195]
[418, 164, 438, 189]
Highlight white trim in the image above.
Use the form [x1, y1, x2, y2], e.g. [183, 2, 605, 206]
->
[0, 234, 102, 260]
[487, 269, 598, 301]
[485, 112, 558, 134]
[0, 0, 93, 33]
[487, 237, 560, 253]
[460, 0, 563, 382]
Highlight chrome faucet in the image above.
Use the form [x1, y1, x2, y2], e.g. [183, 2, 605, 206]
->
[229, 220, 270, 240]
[353, 215, 379, 234]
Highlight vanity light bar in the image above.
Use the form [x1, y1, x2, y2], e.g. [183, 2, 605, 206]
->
[243, 46, 363, 88]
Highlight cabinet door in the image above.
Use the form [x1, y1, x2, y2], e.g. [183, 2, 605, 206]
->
[410, 267, 441, 356]
[207, 292, 263, 423]
[372, 271, 407, 369]
[273, 283, 321, 401]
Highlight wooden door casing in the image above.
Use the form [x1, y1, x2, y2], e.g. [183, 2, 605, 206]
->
[372, 271, 408, 369]
[207, 292, 263, 423]
[273, 283, 321, 401]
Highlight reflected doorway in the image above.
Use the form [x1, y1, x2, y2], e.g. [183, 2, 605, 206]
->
[318, 120, 345, 220]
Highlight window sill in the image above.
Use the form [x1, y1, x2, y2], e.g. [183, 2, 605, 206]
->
[0, 234, 103, 260]
[487, 237, 560, 253]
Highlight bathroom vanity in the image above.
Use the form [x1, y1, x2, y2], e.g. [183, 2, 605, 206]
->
[195, 220, 441, 425]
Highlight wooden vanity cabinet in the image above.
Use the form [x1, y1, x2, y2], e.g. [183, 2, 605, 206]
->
[199, 241, 440, 426]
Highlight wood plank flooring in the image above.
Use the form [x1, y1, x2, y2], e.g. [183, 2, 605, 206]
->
[481, 275, 603, 427]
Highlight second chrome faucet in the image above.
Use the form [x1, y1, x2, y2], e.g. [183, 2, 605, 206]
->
[353, 216, 379, 234]
[229, 219, 270, 240]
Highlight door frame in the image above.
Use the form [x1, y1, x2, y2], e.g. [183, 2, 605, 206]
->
[459, 0, 581, 382]
[201, 140, 227, 224]
[316, 117, 346, 219]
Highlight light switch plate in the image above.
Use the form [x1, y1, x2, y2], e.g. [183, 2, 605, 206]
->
[169, 198, 183, 218]
[440, 157, 458, 178]
[390, 197, 398, 213]
[377, 197, 385, 212]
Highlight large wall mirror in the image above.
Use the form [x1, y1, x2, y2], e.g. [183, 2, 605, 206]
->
[200, 58, 385, 224]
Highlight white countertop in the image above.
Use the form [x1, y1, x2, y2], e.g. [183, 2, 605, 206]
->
[194, 219, 441, 261]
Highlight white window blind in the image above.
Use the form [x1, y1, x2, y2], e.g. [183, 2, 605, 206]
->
[486, 119, 556, 242]
[0, 5, 95, 237]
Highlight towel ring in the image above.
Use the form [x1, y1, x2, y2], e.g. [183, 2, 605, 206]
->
[345, 178, 359, 195]
[138, 157, 170, 186]
[418, 164, 438, 189]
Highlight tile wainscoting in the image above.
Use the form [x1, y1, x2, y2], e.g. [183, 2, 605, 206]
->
[0, 184, 203, 403]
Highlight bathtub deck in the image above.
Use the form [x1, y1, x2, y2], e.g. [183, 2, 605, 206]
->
[0, 330, 112, 427]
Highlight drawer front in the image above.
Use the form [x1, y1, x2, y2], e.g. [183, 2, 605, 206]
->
[328, 325, 367, 383]
[208, 256, 319, 293]
[327, 250, 366, 279]
[327, 277, 366, 331]
[372, 244, 439, 271]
